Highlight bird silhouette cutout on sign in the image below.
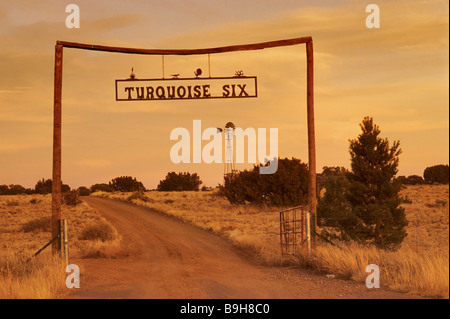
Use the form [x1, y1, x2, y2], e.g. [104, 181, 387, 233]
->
[194, 68, 202, 77]
[129, 67, 136, 80]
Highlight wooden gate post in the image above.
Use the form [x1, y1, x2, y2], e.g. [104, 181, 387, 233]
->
[306, 40, 317, 235]
[52, 44, 63, 253]
[306, 211, 311, 256]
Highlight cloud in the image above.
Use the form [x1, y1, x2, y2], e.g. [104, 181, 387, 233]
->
[0, 143, 47, 153]
[156, 0, 448, 55]
[0, 0, 447, 187]
[0, 113, 51, 124]
[75, 158, 111, 168]
[83, 14, 142, 31]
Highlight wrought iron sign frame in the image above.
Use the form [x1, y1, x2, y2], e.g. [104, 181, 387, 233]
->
[50, 37, 316, 252]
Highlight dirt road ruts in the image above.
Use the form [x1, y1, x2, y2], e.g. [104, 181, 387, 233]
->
[64, 197, 417, 299]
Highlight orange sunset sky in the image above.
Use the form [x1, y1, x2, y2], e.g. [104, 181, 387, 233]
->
[0, 0, 448, 189]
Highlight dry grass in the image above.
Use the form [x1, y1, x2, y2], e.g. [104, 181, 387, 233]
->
[94, 190, 283, 264]
[0, 248, 66, 298]
[400, 185, 449, 253]
[0, 194, 123, 298]
[93, 184, 449, 298]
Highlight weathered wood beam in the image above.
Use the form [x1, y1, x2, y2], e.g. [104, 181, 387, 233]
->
[56, 37, 312, 55]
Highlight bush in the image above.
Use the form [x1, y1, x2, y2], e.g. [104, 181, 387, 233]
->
[317, 166, 354, 235]
[406, 175, 425, 185]
[127, 190, 149, 202]
[220, 157, 309, 206]
[0, 184, 34, 195]
[6, 200, 19, 207]
[0, 185, 8, 195]
[63, 190, 81, 206]
[79, 220, 117, 242]
[157, 172, 202, 191]
[34, 178, 70, 194]
[90, 183, 114, 193]
[77, 186, 91, 196]
[90, 183, 113, 193]
[22, 217, 51, 233]
[29, 198, 41, 204]
[423, 165, 449, 184]
[395, 175, 425, 185]
[109, 176, 145, 192]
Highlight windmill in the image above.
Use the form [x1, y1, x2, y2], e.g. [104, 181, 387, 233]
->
[223, 122, 236, 177]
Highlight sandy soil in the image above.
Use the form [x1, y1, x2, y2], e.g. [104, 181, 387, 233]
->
[63, 197, 418, 299]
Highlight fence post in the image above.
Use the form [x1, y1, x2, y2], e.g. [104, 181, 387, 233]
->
[306, 211, 311, 256]
[63, 219, 69, 265]
[56, 219, 62, 255]
[311, 213, 316, 246]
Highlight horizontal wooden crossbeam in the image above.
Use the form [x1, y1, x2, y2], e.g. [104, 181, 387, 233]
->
[56, 37, 312, 55]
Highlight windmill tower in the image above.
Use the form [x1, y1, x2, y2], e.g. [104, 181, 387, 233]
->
[224, 122, 236, 177]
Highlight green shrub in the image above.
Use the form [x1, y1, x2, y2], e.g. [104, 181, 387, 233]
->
[423, 165, 449, 184]
[63, 190, 81, 206]
[220, 157, 309, 206]
[110, 176, 145, 192]
[77, 186, 91, 196]
[157, 172, 202, 191]
[127, 190, 149, 202]
[90, 183, 113, 193]
[79, 220, 117, 242]
[34, 178, 70, 194]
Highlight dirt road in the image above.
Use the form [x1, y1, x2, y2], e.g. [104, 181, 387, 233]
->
[64, 197, 415, 299]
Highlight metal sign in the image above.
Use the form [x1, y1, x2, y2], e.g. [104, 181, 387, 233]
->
[115, 76, 257, 101]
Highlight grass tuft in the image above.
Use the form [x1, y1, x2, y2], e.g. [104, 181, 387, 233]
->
[78, 220, 118, 242]
[93, 185, 449, 298]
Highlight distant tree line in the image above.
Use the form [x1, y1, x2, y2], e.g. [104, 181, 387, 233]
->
[0, 173, 205, 196]
[0, 178, 71, 195]
[394, 164, 449, 185]
[1, 161, 447, 197]
[0, 175, 147, 195]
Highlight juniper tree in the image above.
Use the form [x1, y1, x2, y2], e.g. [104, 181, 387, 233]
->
[423, 164, 449, 184]
[221, 158, 309, 206]
[317, 167, 357, 240]
[157, 172, 202, 191]
[347, 117, 407, 250]
[109, 176, 145, 192]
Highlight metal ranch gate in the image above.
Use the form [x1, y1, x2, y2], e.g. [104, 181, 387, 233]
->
[280, 206, 311, 255]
